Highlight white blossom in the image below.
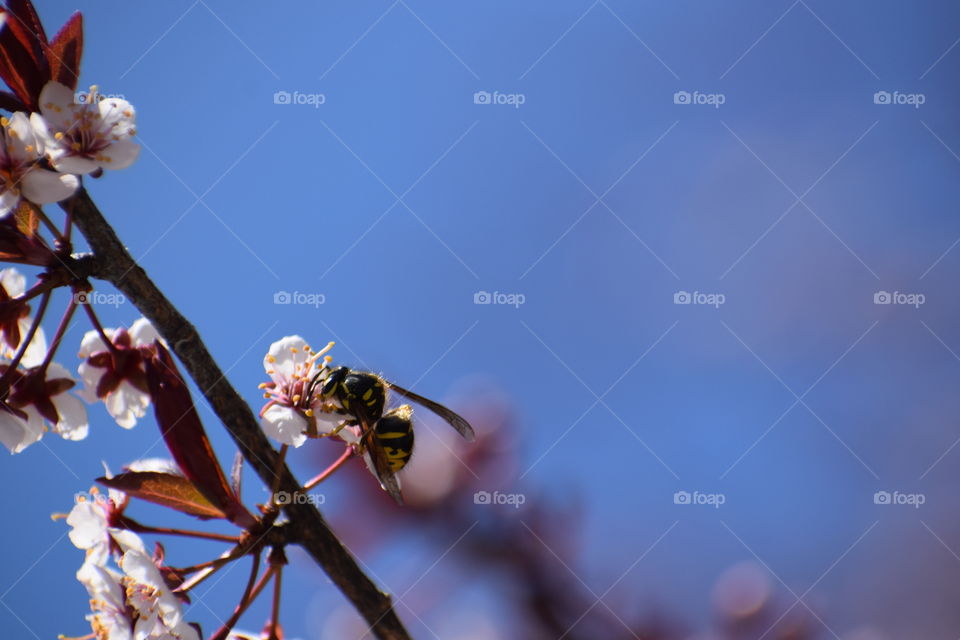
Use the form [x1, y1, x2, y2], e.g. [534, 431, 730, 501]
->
[67, 489, 143, 566]
[259, 336, 342, 447]
[120, 548, 200, 640]
[76, 561, 134, 640]
[0, 111, 78, 215]
[74, 548, 200, 640]
[77, 317, 158, 429]
[0, 361, 88, 453]
[31, 81, 139, 174]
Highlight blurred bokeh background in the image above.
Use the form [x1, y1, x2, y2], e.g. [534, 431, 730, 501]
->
[2, 1, 960, 638]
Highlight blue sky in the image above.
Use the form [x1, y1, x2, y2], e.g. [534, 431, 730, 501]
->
[3, 1, 960, 638]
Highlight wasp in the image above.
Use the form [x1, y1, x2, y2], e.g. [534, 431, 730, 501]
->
[311, 366, 475, 504]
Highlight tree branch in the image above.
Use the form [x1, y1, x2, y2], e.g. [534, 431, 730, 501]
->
[60, 187, 411, 640]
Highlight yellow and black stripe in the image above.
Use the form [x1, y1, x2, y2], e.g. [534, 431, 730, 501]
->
[374, 405, 414, 472]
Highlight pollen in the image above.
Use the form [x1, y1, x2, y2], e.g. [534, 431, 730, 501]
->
[266, 355, 276, 363]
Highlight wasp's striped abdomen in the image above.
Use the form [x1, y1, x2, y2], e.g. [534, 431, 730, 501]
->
[375, 406, 414, 472]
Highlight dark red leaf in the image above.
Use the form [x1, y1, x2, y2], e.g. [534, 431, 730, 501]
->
[144, 342, 255, 529]
[98, 471, 228, 520]
[0, 13, 39, 108]
[6, 0, 47, 50]
[0, 1, 49, 108]
[44, 11, 81, 90]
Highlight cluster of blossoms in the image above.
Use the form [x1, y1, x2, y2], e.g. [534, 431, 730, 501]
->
[259, 335, 348, 448]
[65, 470, 200, 640]
[0, 81, 138, 216]
[0, 274, 158, 453]
[259, 335, 400, 488]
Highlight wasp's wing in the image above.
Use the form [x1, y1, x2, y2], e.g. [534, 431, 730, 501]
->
[355, 408, 404, 505]
[384, 382, 476, 441]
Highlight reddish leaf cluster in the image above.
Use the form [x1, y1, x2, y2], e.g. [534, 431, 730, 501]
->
[0, 0, 82, 112]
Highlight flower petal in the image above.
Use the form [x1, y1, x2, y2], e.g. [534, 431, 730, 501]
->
[263, 335, 310, 379]
[129, 317, 159, 347]
[5, 112, 40, 161]
[104, 381, 150, 429]
[66, 500, 107, 551]
[260, 404, 308, 447]
[78, 328, 112, 358]
[12, 318, 47, 368]
[0, 268, 26, 296]
[38, 82, 76, 130]
[52, 153, 99, 175]
[53, 391, 88, 440]
[77, 360, 104, 403]
[99, 138, 140, 170]
[0, 411, 30, 453]
[20, 168, 78, 204]
[98, 97, 136, 129]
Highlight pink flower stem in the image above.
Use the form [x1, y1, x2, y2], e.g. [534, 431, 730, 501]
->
[302, 445, 354, 492]
[268, 563, 284, 640]
[39, 296, 77, 372]
[122, 520, 242, 543]
[36, 207, 66, 245]
[82, 300, 120, 356]
[207, 551, 263, 640]
[209, 564, 277, 640]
